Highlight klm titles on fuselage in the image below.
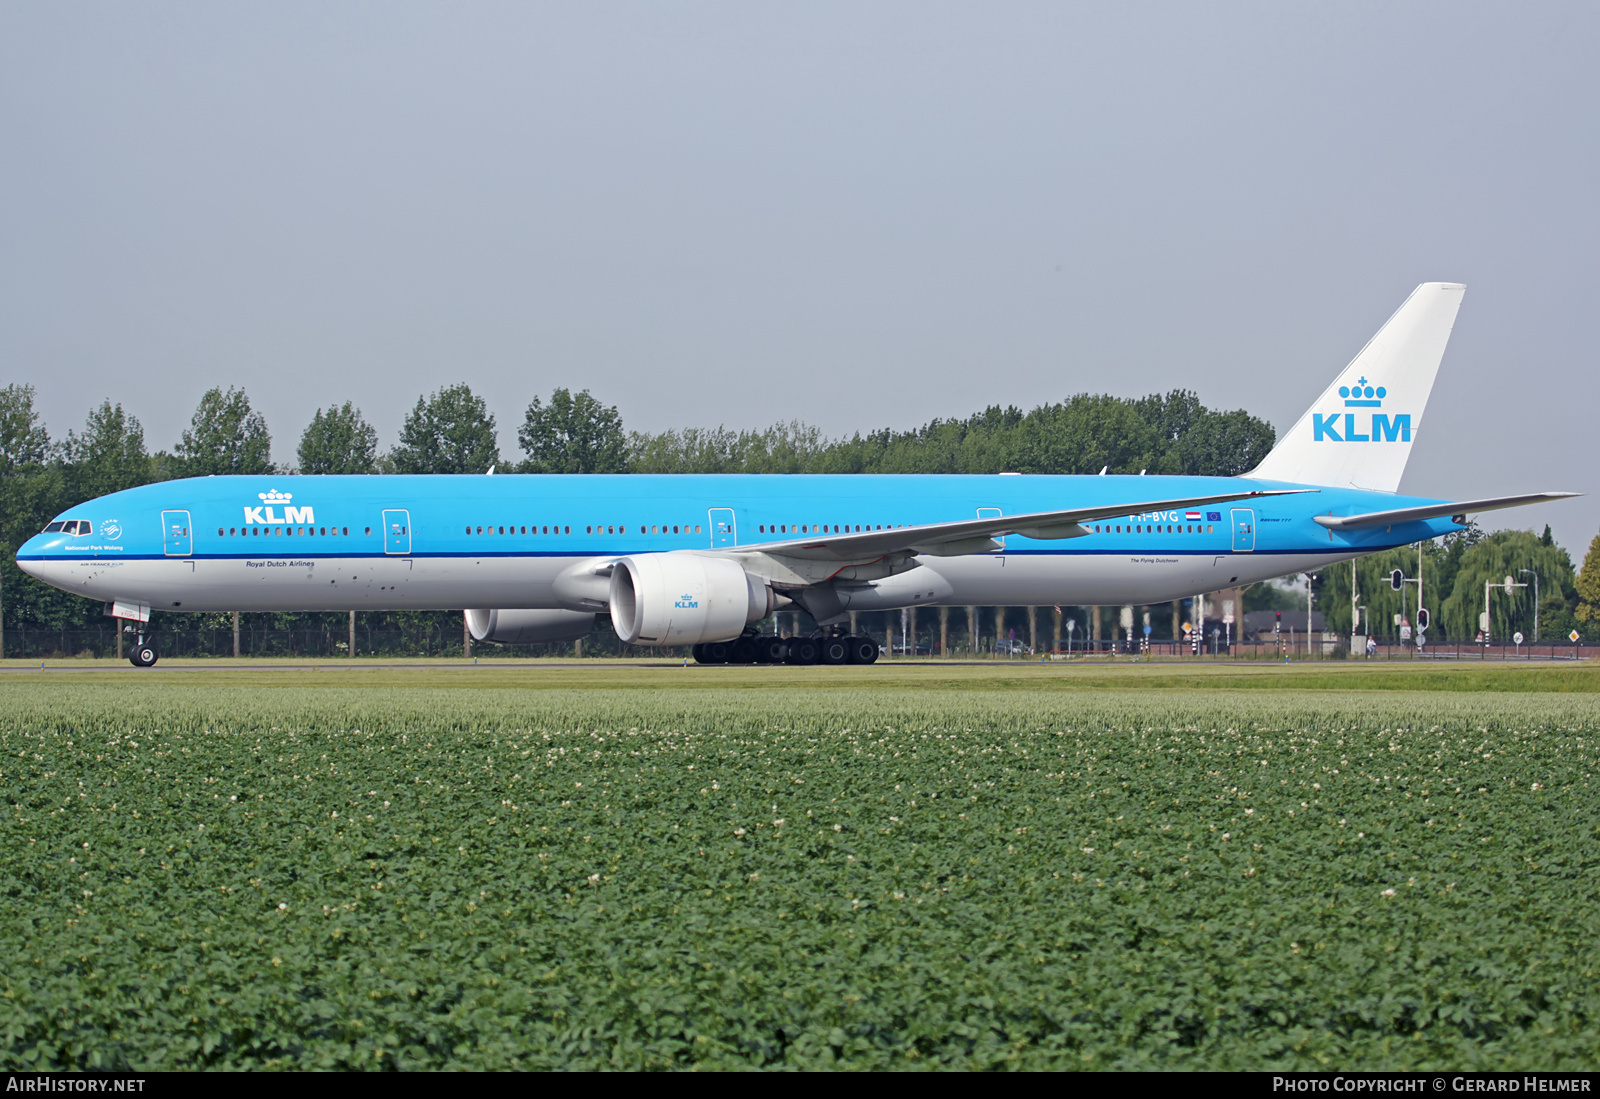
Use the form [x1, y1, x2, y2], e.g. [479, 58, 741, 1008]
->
[242, 489, 314, 526]
[1312, 378, 1411, 443]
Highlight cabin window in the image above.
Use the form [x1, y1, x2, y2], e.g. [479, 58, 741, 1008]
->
[693, 525, 701, 534]
[364, 527, 371, 536]
[563, 526, 570, 534]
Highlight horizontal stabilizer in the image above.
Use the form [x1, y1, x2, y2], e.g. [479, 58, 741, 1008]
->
[1312, 492, 1581, 531]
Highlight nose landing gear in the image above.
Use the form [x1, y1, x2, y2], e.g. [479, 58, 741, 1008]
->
[125, 625, 158, 668]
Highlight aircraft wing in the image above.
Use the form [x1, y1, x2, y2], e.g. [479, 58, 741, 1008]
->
[1311, 492, 1581, 531]
[739, 488, 1313, 563]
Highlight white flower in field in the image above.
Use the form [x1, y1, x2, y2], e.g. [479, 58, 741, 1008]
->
[1244, 808, 1253, 815]
[833, 823, 842, 832]
[1531, 782, 1543, 791]
[277, 903, 288, 911]
[1082, 847, 1094, 854]
[1221, 833, 1230, 841]
[733, 827, 746, 837]
[773, 819, 785, 827]
[1380, 888, 1396, 897]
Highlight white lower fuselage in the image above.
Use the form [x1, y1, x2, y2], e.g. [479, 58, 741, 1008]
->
[24, 547, 1357, 616]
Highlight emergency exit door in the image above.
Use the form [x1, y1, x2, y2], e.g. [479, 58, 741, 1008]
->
[708, 508, 736, 548]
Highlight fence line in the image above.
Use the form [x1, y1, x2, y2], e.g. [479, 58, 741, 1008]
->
[4, 623, 1592, 662]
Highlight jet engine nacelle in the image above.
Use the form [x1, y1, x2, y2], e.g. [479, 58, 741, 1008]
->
[465, 608, 597, 645]
[609, 554, 777, 645]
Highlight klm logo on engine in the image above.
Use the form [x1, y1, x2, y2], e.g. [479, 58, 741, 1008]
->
[1312, 378, 1410, 443]
[243, 488, 315, 525]
[674, 593, 699, 610]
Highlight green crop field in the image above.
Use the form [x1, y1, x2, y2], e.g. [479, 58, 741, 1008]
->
[2, 669, 1598, 1069]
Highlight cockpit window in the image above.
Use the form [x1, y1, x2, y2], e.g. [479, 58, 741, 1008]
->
[76, 520, 91, 535]
[44, 521, 66, 533]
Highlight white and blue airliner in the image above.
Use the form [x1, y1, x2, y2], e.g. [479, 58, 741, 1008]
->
[16, 283, 1577, 666]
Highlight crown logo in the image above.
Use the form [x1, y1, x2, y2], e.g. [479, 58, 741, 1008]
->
[1339, 377, 1386, 407]
[258, 489, 294, 503]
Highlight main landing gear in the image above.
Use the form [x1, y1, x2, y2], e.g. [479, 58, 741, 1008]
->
[691, 628, 879, 666]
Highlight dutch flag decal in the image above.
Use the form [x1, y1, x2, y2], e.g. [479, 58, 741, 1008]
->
[1185, 511, 1202, 521]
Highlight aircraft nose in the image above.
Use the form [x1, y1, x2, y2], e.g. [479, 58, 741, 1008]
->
[15, 535, 51, 579]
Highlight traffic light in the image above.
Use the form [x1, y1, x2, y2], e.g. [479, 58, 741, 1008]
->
[1390, 569, 1404, 591]
[1416, 608, 1429, 632]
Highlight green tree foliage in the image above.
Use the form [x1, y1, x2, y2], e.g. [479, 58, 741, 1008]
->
[517, 389, 628, 474]
[1574, 530, 1600, 637]
[390, 384, 500, 474]
[1311, 528, 1576, 643]
[297, 402, 379, 474]
[628, 422, 832, 474]
[61, 401, 155, 501]
[0, 384, 58, 549]
[627, 390, 1274, 476]
[173, 387, 274, 477]
[1439, 531, 1576, 642]
[0, 386, 77, 633]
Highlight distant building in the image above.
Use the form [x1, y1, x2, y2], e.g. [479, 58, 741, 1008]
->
[1241, 610, 1328, 640]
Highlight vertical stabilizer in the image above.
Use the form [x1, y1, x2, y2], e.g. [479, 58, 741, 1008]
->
[1249, 282, 1465, 492]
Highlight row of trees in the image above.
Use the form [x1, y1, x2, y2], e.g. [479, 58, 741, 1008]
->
[1307, 525, 1591, 645]
[4, 380, 1598, 647]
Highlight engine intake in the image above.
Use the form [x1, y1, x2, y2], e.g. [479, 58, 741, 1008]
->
[465, 608, 597, 645]
[609, 554, 777, 645]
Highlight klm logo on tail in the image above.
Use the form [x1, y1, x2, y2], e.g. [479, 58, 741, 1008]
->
[1311, 378, 1411, 443]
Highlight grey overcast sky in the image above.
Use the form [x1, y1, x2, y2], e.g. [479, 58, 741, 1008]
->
[3, 2, 1596, 549]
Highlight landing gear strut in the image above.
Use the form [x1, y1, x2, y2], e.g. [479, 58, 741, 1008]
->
[126, 625, 158, 668]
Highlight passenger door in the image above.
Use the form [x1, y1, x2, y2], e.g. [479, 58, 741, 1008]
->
[382, 509, 412, 555]
[1230, 508, 1256, 552]
[161, 510, 192, 556]
[709, 508, 736, 548]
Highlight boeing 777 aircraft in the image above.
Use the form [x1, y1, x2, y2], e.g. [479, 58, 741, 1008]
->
[16, 283, 1578, 667]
